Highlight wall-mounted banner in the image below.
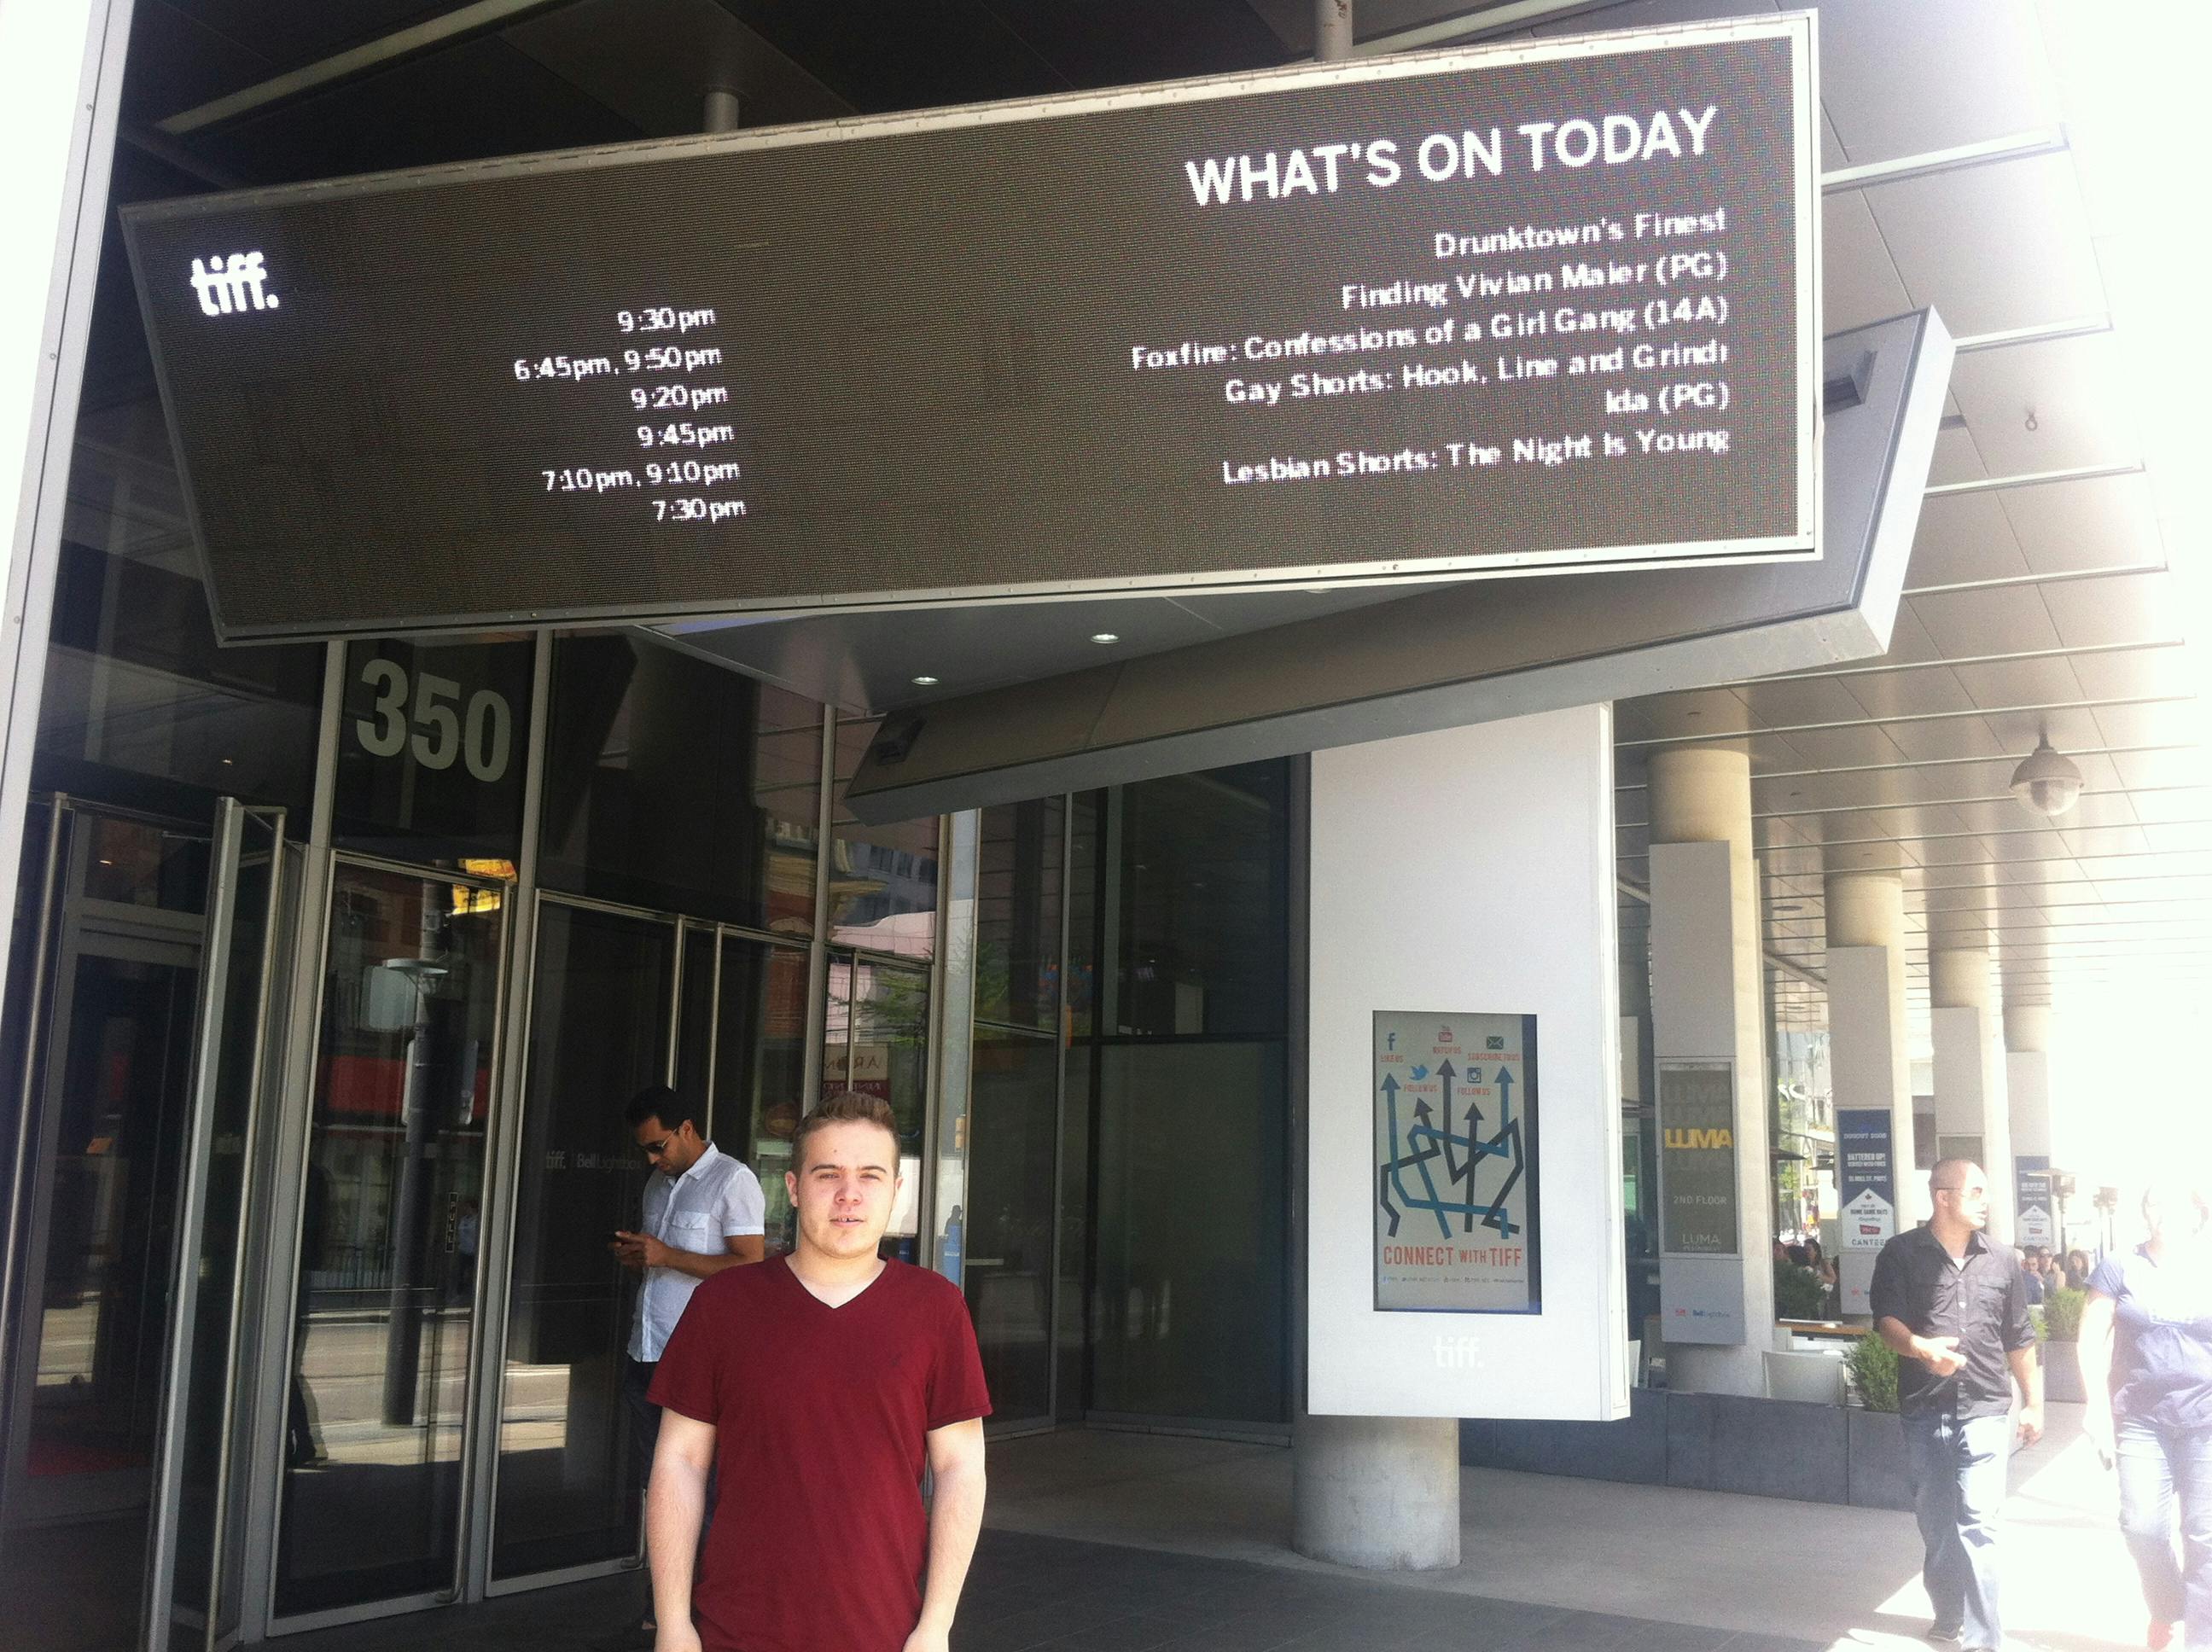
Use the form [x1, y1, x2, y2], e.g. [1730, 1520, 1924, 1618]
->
[1837, 1108, 1896, 1253]
[1657, 1061, 1737, 1256]
[123, 15, 1815, 642]
[2016, 1155, 2053, 1250]
[1373, 1010, 1540, 1313]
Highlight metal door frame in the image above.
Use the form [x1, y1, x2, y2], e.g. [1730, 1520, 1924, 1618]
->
[143, 798, 287, 1652]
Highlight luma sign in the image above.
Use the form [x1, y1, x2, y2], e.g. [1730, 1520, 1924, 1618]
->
[125, 14, 1815, 643]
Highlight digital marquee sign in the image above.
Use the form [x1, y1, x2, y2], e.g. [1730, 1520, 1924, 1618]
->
[125, 15, 1816, 642]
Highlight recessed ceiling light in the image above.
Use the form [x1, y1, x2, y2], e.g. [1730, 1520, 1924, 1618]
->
[1090, 631, 1120, 645]
[910, 674, 940, 687]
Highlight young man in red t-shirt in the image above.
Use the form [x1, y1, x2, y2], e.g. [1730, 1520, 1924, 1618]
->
[646, 1091, 990, 1652]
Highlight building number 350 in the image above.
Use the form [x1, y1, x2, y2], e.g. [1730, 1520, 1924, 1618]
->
[354, 657, 513, 782]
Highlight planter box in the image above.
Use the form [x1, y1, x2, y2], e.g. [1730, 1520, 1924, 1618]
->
[1846, 1407, 1913, 1510]
[1668, 1393, 1848, 1502]
[1460, 1388, 1667, 1485]
[2044, 1341, 2087, 1403]
[1464, 1391, 1912, 1509]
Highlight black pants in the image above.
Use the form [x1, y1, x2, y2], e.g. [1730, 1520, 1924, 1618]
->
[623, 1357, 662, 1488]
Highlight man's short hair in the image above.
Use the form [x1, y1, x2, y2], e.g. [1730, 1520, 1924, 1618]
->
[626, 1084, 699, 1135]
[791, 1090, 899, 1175]
[1929, 1156, 1980, 1193]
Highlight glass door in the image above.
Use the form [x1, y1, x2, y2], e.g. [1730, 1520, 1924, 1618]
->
[489, 898, 673, 1582]
[270, 858, 507, 1621]
[1, 806, 209, 1652]
[147, 802, 286, 1652]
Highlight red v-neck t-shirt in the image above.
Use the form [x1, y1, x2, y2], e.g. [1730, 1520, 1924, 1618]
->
[649, 1256, 992, 1652]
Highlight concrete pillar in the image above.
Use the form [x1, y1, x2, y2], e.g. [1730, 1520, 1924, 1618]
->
[1929, 945, 2014, 1238]
[1292, 1414, 1459, 1568]
[2005, 1000, 2056, 1250]
[1823, 870, 1916, 1309]
[1647, 747, 1773, 1393]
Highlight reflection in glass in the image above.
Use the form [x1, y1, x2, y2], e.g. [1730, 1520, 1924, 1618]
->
[697, 938, 810, 1254]
[1073, 761, 1290, 1426]
[26, 952, 197, 1488]
[828, 718, 936, 958]
[976, 799, 1062, 1032]
[38, 395, 322, 816]
[540, 636, 820, 933]
[492, 902, 672, 1580]
[966, 1029, 1058, 1423]
[1098, 764, 1288, 1038]
[824, 955, 930, 1254]
[1091, 1043, 1287, 1424]
[274, 864, 501, 1617]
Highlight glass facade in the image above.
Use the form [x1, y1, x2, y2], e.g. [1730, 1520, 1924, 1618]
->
[952, 770, 1295, 1434]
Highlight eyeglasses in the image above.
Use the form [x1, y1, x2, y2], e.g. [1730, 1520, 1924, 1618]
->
[640, 1136, 674, 1158]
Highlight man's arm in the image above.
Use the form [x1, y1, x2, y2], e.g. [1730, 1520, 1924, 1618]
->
[617, 1232, 765, 1278]
[2077, 1290, 2119, 1459]
[2009, 1341, 2045, 1444]
[905, 1418, 987, 1652]
[2005, 1259, 2044, 1445]
[1877, 1316, 1963, 1376]
[647, 1411, 717, 1652]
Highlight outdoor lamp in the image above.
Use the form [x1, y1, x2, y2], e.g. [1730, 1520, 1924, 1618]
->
[2010, 738, 2084, 817]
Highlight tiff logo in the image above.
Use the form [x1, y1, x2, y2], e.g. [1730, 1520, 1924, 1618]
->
[1434, 1335, 1483, 1370]
[189, 252, 279, 316]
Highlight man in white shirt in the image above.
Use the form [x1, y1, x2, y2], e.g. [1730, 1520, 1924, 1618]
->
[607, 1085, 765, 1648]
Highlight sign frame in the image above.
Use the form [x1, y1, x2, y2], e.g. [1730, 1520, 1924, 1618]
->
[1836, 1108, 1896, 1254]
[2015, 1154, 2053, 1250]
[1371, 1009, 1541, 1315]
[1656, 1059, 1740, 1258]
[121, 12, 1820, 644]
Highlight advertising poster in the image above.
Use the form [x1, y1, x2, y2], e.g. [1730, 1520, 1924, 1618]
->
[1658, 1062, 1738, 1255]
[1837, 1108, 1896, 1253]
[2015, 1155, 2054, 1249]
[1372, 1011, 1540, 1313]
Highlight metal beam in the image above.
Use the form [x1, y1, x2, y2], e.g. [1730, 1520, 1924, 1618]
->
[1619, 693, 2196, 750]
[1926, 459, 2145, 500]
[156, 0, 577, 136]
[1821, 128, 2069, 193]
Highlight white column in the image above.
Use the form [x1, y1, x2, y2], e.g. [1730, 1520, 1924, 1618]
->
[1648, 747, 1773, 1394]
[1929, 946, 2014, 1239]
[0, 1, 127, 1041]
[1293, 1415, 1460, 1568]
[1824, 870, 1914, 1311]
[2005, 1002, 2056, 1251]
[1300, 703, 1627, 1566]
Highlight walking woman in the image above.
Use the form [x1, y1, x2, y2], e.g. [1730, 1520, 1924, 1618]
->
[2081, 1183, 2212, 1651]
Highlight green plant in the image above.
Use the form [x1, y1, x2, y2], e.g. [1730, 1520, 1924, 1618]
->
[2043, 1285, 2087, 1342]
[1773, 1259, 1828, 1319]
[1847, 1332, 1901, 1412]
